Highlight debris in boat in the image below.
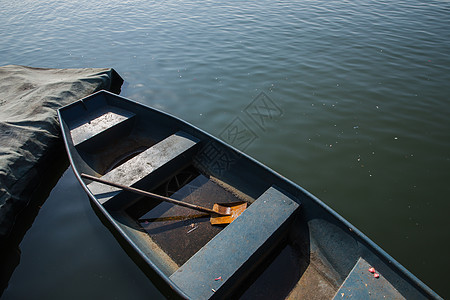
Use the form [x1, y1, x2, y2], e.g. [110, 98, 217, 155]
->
[369, 267, 376, 273]
[374, 273, 380, 278]
[187, 225, 198, 234]
[214, 276, 222, 281]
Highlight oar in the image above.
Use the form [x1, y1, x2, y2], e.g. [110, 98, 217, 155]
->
[80, 173, 247, 225]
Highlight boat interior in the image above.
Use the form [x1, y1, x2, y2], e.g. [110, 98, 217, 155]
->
[59, 91, 423, 299]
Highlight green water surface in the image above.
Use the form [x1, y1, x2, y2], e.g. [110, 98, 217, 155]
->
[1, 0, 449, 298]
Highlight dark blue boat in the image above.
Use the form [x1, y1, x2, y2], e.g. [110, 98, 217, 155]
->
[58, 90, 440, 299]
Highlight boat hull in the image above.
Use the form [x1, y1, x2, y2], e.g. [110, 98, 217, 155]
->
[58, 90, 440, 299]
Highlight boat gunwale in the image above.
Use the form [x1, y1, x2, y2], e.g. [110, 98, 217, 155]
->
[58, 89, 441, 300]
[58, 98, 190, 299]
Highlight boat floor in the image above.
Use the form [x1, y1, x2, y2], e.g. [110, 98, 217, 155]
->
[79, 128, 157, 176]
[239, 241, 339, 299]
[126, 172, 254, 267]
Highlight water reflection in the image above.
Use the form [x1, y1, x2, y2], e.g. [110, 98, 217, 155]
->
[1, 0, 450, 297]
[0, 148, 68, 297]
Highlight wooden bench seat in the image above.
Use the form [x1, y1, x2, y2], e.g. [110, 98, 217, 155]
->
[332, 257, 404, 299]
[71, 106, 136, 148]
[169, 186, 300, 299]
[87, 131, 199, 206]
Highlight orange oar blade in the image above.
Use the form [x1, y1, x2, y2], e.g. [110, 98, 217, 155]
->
[210, 201, 248, 225]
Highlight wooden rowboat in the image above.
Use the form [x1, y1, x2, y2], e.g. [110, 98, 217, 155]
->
[58, 90, 440, 299]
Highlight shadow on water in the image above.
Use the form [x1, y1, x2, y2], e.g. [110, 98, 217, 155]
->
[88, 200, 186, 300]
[0, 143, 69, 297]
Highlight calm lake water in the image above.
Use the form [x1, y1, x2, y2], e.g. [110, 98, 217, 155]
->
[1, 0, 450, 298]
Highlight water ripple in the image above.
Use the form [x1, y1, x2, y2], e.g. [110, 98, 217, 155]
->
[1, 0, 450, 297]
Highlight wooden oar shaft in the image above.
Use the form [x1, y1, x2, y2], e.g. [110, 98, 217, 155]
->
[80, 173, 229, 216]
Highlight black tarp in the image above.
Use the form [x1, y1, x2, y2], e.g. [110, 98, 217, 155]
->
[0, 65, 123, 241]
